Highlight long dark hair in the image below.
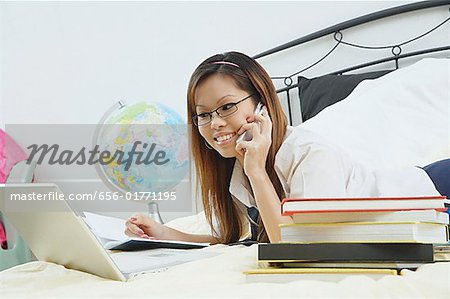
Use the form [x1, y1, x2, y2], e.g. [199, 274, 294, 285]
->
[187, 52, 287, 243]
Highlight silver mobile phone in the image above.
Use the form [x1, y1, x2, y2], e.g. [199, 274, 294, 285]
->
[236, 102, 264, 144]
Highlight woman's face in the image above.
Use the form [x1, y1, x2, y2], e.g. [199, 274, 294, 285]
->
[194, 74, 257, 158]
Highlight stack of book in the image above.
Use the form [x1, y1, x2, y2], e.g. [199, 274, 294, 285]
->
[244, 196, 450, 282]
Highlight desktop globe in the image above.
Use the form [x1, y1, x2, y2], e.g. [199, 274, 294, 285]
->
[95, 101, 189, 206]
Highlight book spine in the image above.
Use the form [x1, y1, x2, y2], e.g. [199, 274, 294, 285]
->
[281, 196, 446, 203]
[258, 243, 434, 262]
[282, 208, 448, 216]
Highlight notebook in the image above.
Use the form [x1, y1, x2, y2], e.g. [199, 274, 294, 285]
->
[82, 212, 208, 251]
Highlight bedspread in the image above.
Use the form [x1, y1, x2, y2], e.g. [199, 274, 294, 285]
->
[1, 244, 449, 299]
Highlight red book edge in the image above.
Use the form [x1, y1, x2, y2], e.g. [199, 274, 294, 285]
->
[281, 208, 448, 217]
[281, 196, 446, 205]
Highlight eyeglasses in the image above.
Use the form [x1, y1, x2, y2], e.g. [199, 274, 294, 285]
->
[192, 94, 254, 127]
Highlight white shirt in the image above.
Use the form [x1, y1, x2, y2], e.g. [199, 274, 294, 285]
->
[274, 126, 439, 199]
[229, 125, 440, 238]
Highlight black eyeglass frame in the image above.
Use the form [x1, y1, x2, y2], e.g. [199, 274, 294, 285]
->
[192, 94, 255, 127]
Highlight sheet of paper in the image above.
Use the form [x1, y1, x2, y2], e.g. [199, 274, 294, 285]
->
[110, 248, 220, 274]
[82, 212, 128, 241]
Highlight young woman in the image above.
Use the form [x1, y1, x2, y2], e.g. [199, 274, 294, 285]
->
[125, 52, 448, 244]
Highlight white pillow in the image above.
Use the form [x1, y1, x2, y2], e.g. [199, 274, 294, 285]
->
[300, 58, 450, 170]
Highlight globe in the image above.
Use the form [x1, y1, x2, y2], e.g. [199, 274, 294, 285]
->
[96, 101, 189, 195]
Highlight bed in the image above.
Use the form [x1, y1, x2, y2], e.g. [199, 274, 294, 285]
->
[1, 1, 450, 298]
[1, 213, 450, 298]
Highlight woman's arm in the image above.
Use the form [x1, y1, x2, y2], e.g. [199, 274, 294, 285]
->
[247, 172, 293, 243]
[125, 213, 218, 244]
[162, 225, 219, 244]
[235, 108, 292, 243]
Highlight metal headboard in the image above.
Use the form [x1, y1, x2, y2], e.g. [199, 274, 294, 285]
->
[252, 0, 450, 125]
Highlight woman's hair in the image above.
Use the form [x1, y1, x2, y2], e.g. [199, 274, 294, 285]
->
[187, 51, 287, 243]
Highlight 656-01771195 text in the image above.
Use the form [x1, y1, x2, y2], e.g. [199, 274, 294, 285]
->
[8, 191, 177, 201]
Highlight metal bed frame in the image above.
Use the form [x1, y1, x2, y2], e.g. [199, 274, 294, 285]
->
[252, 0, 450, 125]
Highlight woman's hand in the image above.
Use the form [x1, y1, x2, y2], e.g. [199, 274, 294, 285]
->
[235, 107, 272, 178]
[124, 213, 166, 239]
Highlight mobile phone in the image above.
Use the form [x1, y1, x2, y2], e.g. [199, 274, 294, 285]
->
[236, 102, 264, 144]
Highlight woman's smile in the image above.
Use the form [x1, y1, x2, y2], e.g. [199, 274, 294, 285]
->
[214, 132, 237, 146]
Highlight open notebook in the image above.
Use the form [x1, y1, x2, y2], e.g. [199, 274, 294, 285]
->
[82, 212, 209, 250]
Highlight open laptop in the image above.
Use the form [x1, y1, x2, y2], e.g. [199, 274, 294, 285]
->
[0, 183, 212, 281]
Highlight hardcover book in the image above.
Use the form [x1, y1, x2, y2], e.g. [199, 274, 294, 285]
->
[281, 196, 446, 215]
[279, 222, 448, 243]
[258, 243, 435, 262]
[289, 209, 449, 224]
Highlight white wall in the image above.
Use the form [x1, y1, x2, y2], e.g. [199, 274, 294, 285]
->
[1, 0, 449, 220]
[2, 0, 429, 126]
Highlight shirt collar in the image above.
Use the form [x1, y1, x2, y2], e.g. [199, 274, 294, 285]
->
[285, 125, 294, 140]
[229, 160, 256, 208]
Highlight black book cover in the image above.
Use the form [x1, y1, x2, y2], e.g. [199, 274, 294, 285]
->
[108, 239, 208, 251]
[258, 243, 434, 262]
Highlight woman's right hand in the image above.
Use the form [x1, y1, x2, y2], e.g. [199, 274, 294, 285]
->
[124, 213, 166, 239]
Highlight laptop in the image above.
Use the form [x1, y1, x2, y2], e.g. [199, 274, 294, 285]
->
[0, 183, 212, 281]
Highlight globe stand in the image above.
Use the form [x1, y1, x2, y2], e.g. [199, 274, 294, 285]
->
[147, 202, 164, 224]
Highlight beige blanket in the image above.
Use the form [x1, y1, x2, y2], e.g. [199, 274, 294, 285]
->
[1, 244, 449, 299]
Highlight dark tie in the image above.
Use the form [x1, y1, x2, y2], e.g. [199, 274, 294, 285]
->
[247, 206, 259, 241]
[226, 207, 259, 246]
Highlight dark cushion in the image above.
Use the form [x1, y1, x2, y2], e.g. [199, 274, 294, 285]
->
[423, 158, 450, 201]
[298, 70, 392, 121]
